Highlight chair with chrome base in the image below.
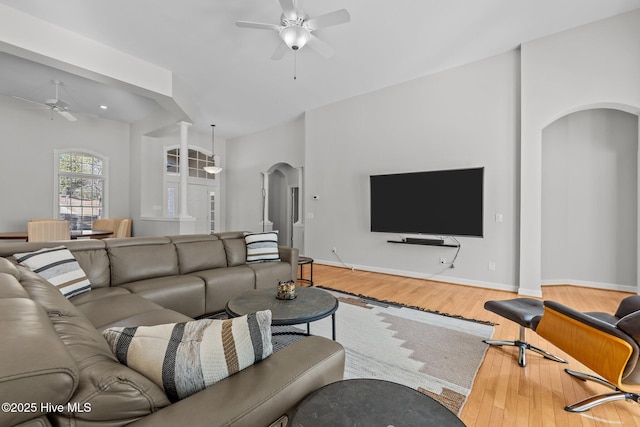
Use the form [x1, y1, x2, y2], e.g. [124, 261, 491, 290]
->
[536, 296, 640, 412]
[483, 298, 568, 367]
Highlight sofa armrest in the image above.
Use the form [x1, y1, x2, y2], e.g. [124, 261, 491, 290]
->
[128, 336, 344, 427]
[278, 246, 299, 282]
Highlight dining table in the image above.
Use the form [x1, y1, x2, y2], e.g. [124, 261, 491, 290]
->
[0, 230, 113, 241]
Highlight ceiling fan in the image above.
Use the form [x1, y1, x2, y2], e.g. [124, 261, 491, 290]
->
[236, 0, 351, 60]
[13, 80, 77, 122]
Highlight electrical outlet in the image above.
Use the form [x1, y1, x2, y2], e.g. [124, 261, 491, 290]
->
[488, 261, 496, 271]
[332, 247, 337, 253]
[439, 257, 447, 264]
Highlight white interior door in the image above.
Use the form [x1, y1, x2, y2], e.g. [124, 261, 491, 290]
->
[188, 184, 210, 234]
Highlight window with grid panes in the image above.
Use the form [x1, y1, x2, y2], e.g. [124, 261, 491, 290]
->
[57, 152, 105, 230]
[166, 148, 215, 179]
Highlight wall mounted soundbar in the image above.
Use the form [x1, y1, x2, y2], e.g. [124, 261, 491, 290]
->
[387, 239, 459, 248]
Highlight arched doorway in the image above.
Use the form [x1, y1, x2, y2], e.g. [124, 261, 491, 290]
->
[541, 108, 639, 292]
[261, 163, 303, 250]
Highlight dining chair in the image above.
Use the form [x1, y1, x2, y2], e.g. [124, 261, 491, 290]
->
[90, 218, 119, 238]
[27, 220, 71, 242]
[114, 218, 132, 238]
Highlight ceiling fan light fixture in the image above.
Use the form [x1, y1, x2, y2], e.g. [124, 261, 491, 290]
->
[280, 25, 310, 50]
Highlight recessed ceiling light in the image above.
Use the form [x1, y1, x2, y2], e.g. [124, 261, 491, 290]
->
[99, 105, 108, 110]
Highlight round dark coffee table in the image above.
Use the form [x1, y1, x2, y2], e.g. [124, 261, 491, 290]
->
[290, 379, 466, 427]
[225, 287, 338, 340]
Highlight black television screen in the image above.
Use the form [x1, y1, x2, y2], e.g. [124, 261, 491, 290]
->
[370, 167, 484, 237]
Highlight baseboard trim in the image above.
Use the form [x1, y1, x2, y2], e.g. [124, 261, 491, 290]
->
[541, 279, 637, 293]
[315, 259, 518, 293]
[314, 261, 639, 294]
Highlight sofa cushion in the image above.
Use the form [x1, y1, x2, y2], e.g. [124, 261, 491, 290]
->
[244, 232, 281, 263]
[69, 286, 132, 306]
[66, 239, 111, 288]
[14, 246, 91, 298]
[119, 275, 206, 318]
[248, 261, 293, 289]
[222, 238, 248, 267]
[175, 239, 227, 274]
[107, 238, 179, 286]
[73, 293, 171, 330]
[191, 266, 256, 314]
[102, 310, 273, 402]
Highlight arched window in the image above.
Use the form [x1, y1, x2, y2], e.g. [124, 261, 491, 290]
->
[55, 151, 108, 230]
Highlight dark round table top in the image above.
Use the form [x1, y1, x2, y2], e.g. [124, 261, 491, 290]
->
[225, 287, 338, 326]
[290, 379, 466, 427]
[298, 256, 314, 265]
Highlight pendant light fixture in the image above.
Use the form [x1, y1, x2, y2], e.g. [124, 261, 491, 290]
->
[204, 124, 222, 174]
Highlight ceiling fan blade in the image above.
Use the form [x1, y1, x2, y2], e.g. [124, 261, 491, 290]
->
[236, 21, 280, 31]
[271, 42, 289, 60]
[11, 95, 46, 107]
[306, 35, 335, 58]
[57, 110, 77, 122]
[279, 0, 297, 20]
[305, 9, 350, 31]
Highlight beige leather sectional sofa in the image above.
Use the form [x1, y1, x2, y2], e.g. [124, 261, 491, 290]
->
[0, 232, 345, 427]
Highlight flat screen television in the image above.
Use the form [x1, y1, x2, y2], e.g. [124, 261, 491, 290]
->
[370, 167, 484, 237]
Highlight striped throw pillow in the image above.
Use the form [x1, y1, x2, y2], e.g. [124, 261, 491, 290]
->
[244, 231, 281, 263]
[102, 310, 273, 402]
[14, 246, 91, 298]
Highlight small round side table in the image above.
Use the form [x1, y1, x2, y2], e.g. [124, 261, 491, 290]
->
[297, 256, 314, 286]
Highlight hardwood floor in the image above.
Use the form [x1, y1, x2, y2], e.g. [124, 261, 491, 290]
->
[312, 264, 640, 426]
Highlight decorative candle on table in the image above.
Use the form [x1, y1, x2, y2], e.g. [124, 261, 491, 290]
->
[276, 280, 296, 300]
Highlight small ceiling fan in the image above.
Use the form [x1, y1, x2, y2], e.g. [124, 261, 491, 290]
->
[236, 0, 351, 60]
[13, 80, 77, 122]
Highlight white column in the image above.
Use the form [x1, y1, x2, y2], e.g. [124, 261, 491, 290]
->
[178, 121, 192, 219]
[260, 172, 273, 232]
[295, 166, 304, 225]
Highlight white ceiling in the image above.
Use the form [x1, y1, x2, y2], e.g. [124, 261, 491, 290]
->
[1, 0, 639, 139]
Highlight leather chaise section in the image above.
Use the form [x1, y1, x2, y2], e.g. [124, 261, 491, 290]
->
[0, 299, 79, 427]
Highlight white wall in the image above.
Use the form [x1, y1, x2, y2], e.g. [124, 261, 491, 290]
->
[304, 51, 520, 290]
[0, 95, 130, 231]
[225, 116, 305, 233]
[542, 109, 638, 291]
[520, 9, 640, 295]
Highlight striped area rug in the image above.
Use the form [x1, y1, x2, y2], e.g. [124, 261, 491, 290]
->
[273, 289, 494, 416]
